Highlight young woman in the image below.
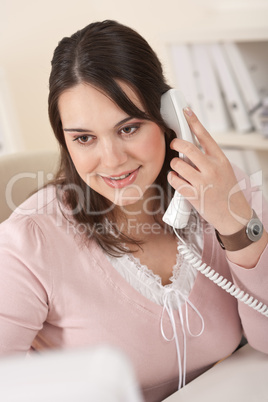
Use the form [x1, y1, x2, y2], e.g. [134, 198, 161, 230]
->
[0, 20, 267, 402]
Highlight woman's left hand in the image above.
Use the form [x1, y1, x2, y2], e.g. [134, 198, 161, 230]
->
[167, 107, 252, 236]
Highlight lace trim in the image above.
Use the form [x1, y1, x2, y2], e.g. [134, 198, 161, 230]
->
[105, 211, 203, 309]
[106, 240, 199, 309]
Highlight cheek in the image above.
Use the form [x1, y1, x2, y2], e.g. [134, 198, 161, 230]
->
[66, 145, 97, 177]
[138, 128, 166, 163]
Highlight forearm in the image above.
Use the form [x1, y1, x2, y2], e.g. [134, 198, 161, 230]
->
[227, 240, 268, 354]
[215, 195, 268, 268]
[226, 229, 268, 268]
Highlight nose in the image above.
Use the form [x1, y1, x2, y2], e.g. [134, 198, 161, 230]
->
[100, 137, 128, 170]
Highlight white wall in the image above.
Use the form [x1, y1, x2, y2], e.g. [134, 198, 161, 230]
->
[1, 0, 268, 152]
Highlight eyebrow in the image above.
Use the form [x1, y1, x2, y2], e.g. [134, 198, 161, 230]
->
[63, 116, 135, 133]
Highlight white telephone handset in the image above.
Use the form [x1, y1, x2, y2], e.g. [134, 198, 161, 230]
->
[161, 89, 195, 229]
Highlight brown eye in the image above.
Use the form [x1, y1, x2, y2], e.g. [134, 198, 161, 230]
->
[73, 135, 94, 145]
[79, 136, 90, 143]
[120, 124, 140, 136]
[123, 127, 133, 134]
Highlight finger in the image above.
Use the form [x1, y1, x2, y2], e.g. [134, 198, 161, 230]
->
[170, 138, 210, 172]
[170, 156, 200, 184]
[167, 170, 198, 200]
[183, 107, 223, 156]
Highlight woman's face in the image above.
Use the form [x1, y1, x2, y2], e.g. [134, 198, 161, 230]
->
[59, 82, 166, 209]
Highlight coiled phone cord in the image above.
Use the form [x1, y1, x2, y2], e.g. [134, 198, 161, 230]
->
[174, 229, 268, 318]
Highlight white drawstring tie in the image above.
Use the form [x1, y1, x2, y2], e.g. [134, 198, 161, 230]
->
[160, 287, 204, 390]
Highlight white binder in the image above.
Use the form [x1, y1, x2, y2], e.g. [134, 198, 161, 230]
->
[191, 44, 231, 133]
[223, 42, 261, 112]
[169, 43, 206, 126]
[208, 43, 253, 133]
[223, 42, 262, 131]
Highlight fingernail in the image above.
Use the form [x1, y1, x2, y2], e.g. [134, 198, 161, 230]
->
[183, 107, 193, 117]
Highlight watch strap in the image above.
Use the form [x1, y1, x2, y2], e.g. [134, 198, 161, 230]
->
[215, 210, 261, 251]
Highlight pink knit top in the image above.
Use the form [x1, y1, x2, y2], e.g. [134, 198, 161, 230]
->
[0, 168, 267, 401]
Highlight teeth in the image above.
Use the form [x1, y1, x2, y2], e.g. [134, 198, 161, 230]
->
[110, 173, 131, 181]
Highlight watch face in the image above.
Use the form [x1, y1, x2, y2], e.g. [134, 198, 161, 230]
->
[246, 218, 263, 242]
[252, 224, 261, 236]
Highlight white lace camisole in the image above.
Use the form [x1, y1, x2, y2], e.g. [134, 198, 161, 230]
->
[105, 216, 204, 309]
[105, 217, 205, 389]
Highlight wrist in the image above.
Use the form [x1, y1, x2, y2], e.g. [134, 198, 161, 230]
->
[215, 209, 263, 251]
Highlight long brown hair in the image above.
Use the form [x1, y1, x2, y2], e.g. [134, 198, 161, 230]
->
[48, 20, 176, 255]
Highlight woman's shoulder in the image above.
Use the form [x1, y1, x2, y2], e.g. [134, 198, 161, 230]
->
[0, 184, 101, 256]
[0, 185, 64, 241]
[11, 184, 59, 218]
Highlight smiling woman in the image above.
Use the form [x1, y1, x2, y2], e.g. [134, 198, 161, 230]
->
[0, 19, 268, 402]
[59, 82, 166, 207]
[47, 21, 176, 254]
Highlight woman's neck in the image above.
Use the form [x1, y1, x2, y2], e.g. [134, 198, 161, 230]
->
[115, 188, 165, 241]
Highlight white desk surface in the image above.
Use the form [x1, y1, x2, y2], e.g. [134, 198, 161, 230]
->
[0, 346, 143, 402]
[163, 344, 268, 402]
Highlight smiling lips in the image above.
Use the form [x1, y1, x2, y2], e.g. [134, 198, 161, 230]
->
[101, 167, 140, 189]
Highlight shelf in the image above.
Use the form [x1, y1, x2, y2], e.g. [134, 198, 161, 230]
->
[212, 132, 268, 151]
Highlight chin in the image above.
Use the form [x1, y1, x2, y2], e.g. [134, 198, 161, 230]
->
[112, 196, 143, 207]
[109, 186, 145, 207]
